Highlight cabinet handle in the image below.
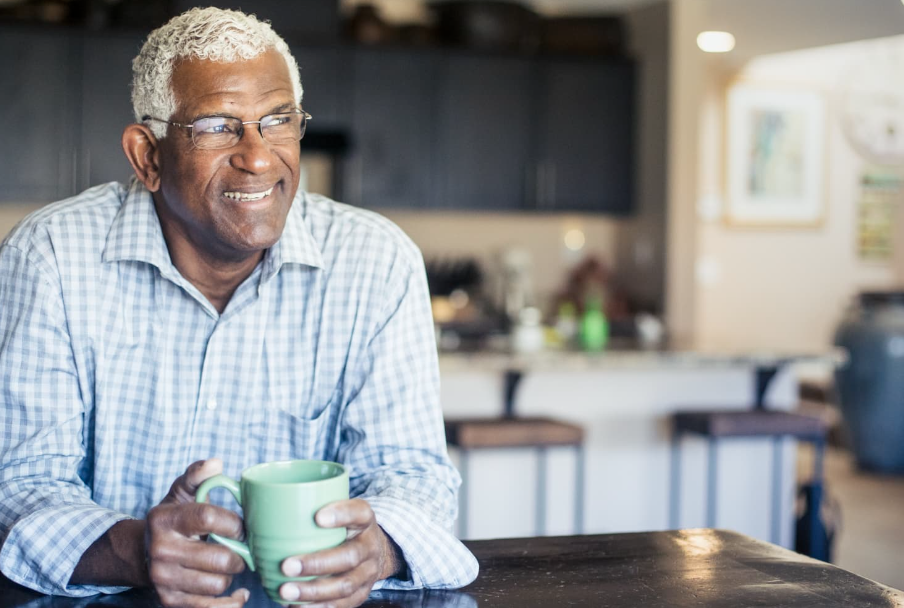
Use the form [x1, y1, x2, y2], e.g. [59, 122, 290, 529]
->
[536, 162, 547, 209]
[546, 162, 556, 210]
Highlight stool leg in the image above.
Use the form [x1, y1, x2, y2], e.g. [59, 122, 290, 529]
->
[669, 429, 681, 529]
[458, 450, 469, 539]
[574, 445, 585, 534]
[706, 438, 718, 528]
[810, 437, 828, 560]
[770, 436, 783, 545]
[812, 437, 826, 482]
[536, 447, 547, 536]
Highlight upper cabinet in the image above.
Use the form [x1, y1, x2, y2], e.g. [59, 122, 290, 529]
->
[80, 32, 144, 190]
[0, 28, 81, 203]
[346, 48, 438, 210]
[536, 58, 635, 214]
[433, 54, 534, 211]
[292, 46, 349, 128]
[0, 24, 637, 215]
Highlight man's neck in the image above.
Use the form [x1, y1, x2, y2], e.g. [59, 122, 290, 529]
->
[160, 227, 264, 315]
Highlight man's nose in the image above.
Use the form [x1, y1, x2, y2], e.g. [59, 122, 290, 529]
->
[230, 123, 273, 174]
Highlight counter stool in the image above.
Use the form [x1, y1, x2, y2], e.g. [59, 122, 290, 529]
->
[445, 416, 585, 539]
[668, 409, 828, 548]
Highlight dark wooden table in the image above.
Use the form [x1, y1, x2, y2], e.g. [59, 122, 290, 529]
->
[2, 529, 902, 607]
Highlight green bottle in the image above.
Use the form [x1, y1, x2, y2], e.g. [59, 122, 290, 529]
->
[580, 296, 609, 352]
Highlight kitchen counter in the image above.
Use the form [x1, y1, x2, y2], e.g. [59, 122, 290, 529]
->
[438, 343, 842, 546]
[439, 342, 844, 372]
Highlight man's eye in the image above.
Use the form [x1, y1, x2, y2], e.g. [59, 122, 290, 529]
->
[194, 117, 235, 134]
[264, 115, 292, 127]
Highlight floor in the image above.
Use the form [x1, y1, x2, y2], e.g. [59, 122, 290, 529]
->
[798, 446, 904, 591]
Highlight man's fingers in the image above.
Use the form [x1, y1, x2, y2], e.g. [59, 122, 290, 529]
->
[279, 573, 373, 607]
[156, 586, 249, 608]
[174, 503, 244, 540]
[315, 498, 374, 531]
[151, 536, 246, 576]
[149, 502, 244, 541]
[164, 458, 224, 504]
[150, 560, 237, 598]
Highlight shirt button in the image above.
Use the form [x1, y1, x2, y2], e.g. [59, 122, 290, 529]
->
[206, 399, 218, 411]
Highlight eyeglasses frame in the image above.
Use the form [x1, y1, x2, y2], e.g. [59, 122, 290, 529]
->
[142, 108, 312, 149]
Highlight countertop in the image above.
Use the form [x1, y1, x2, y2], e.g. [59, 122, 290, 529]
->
[438, 341, 846, 373]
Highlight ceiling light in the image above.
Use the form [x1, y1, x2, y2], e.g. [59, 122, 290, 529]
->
[697, 31, 736, 53]
[564, 229, 585, 252]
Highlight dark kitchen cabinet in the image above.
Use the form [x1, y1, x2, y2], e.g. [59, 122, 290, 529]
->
[0, 28, 81, 202]
[80, 32, 144, 190]
[292, 46, 349, 128]
[535, 58, 635, 214]
[0, 24, 637, 215]
[346, 48, 438, 210]
[433, 54, 534, 211]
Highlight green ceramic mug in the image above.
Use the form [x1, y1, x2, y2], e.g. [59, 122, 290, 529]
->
[195, 460, 349, 603]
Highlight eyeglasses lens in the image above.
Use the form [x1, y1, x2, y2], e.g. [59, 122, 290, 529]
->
[191, 112, 307, 150]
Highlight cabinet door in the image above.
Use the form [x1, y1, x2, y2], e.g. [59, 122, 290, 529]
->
[292, 46, 349, 128]
[0, 28, 80, 202]
[80, 33, 143, 190]
[538, 59, 635, 214]
[346, 49, 437, 209]
[435, 55, 533, 211]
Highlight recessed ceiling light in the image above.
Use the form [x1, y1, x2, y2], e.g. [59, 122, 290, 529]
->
[697, 31, 736, 53]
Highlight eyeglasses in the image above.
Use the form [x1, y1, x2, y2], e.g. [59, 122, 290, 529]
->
[142, 109, 312, 150]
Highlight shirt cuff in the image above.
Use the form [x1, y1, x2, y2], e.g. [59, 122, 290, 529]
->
[367, 495, 478, 590]
[0, 503, 133, 597]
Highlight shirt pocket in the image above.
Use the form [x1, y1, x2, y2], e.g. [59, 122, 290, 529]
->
[251, 398, 337, 464]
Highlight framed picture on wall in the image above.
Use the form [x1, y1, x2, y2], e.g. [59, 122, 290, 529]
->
[725, 83, 826, 227]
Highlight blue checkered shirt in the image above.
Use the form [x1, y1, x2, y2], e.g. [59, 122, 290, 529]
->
[0, 180, 478, 597]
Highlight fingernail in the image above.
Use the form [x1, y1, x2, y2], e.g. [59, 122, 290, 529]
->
[283, 558, 302, 577]
[281, 584, 300, 602]
[241, 588, 250, 602]
[317, 510, 335, 527]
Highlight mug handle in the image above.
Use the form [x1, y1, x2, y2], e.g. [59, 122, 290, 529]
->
[195, 474, 255, 571]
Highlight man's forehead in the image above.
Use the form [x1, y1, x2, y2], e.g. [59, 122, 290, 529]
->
[171, 50, 294, 113]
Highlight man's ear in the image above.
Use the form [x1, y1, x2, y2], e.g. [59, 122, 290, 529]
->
[122, 124, 162, 192]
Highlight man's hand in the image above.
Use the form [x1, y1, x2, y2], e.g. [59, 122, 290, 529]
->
[277, 499, 404, 607]
[146, 458, 250, 608]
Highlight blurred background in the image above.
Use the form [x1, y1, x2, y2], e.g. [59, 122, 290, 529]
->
[1, 0, 903, 592]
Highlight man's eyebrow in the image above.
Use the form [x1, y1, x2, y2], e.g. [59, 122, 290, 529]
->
[267, 102, 298, 114]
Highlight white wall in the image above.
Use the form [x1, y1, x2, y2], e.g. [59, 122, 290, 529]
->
[0, 205, 42, 241]
[694, 36, 904, 351]
[667, 1, 904, 352]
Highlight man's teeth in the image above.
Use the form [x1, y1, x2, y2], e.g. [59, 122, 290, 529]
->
[223, 186, 274, 201]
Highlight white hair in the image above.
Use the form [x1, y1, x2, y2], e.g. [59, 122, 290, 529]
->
[131, 7, 303, 139]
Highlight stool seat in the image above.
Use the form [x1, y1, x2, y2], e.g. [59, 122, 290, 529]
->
[670, 407, 829, 553]
[444, 417, 584, 449]
[444, 415, 585, 538]
[673, 410, 828, 440]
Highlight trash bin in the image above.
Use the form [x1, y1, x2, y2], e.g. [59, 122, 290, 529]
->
[834, 291, 904, 473]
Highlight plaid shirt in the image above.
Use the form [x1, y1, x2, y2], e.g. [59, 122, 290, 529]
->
[0, 180, 477, 597]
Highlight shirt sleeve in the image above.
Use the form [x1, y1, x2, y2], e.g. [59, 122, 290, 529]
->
[337, 241, 478, 590]
[0, 243, 132, 597]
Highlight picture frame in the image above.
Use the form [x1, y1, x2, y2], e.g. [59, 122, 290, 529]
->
[725, 83, 826, 227]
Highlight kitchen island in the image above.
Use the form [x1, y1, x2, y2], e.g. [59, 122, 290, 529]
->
[438, 345, 841, 548]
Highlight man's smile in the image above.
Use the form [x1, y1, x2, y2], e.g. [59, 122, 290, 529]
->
[222, 184, 275, 202]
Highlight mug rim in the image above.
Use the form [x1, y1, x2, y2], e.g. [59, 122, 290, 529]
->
[240, 459, 347, 487]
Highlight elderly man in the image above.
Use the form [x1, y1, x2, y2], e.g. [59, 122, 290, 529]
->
[0, 7, 477, 608]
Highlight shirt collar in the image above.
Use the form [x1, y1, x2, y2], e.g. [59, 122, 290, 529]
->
[265, 191, 324, 274]
[102, 180, 324, 274]
[102, 178, 173, 271]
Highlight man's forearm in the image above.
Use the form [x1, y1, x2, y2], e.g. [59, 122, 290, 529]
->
[69, 519, 149, 587]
